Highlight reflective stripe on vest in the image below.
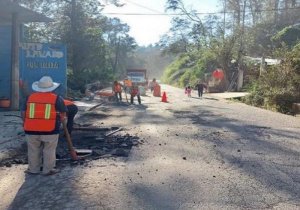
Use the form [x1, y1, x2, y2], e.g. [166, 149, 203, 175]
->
[29, 103, 35, 118]
[45, 104, 52, 119]
[24, 92, 58, 132]
[28, 103, 52, 119]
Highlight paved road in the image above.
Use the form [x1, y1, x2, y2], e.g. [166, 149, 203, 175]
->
[0, 85, 300, 209]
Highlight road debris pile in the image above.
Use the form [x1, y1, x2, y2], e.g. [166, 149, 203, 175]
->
[57, 126, 143, 160]
[0, 126, 142, 168]
[0, 93, 144, 168]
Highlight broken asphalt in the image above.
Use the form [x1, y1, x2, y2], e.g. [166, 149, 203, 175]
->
[0, 85, 300, 210]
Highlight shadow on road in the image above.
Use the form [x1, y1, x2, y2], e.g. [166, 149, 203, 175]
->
[173, 106, 300, 206]
[8, 169, 108, 209]
[202, 97, 219, 101]
[6, 98, 300, 209]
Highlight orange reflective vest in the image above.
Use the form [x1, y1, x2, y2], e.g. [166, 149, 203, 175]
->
[124, 79, 132, 87]
[114, 84, 122, 93]
[24, 92, 58, 132]
[131, 87, 139, 96]
[64, 99, 74, 106]
[153, 84, 161, 97]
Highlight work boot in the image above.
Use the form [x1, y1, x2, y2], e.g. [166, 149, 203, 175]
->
[24, 169, 39, 175]
[43, 169, 60, 176]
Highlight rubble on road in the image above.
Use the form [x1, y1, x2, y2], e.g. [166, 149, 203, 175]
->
[0, 127, 142, 167]
[0, 96, 143, 168]
[57, 127, 141, 160]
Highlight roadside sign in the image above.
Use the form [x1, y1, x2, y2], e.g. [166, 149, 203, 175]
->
[19, 42, 67, 96]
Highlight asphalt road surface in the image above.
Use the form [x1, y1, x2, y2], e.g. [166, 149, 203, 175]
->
[0, 84, 300, 210]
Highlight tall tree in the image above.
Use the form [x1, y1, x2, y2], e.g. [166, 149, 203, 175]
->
[103, 17, 136, 76]
[16, 0, 136, 90]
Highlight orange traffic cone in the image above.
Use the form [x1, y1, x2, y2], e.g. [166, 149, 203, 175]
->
[161, 91, 168, 102]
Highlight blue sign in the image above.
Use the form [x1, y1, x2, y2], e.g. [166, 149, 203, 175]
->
[20, 43, 67, 96]
[127, 72, 146, 83]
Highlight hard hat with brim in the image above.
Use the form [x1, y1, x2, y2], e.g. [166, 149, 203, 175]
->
[32, 76, 60, 92]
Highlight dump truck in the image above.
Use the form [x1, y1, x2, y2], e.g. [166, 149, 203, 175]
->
[126, 69, 148, 87]
[126, 69, 148, 96]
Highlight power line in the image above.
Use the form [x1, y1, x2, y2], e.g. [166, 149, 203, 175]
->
[103, 12, 179, 16]
[123, 0, 162, 14]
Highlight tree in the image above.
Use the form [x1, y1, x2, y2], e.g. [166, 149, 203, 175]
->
[102, 18, 137, 77]
[16, 0, 136, 91]
[161, 0, 238, 88]
[272, 26, 300, 48]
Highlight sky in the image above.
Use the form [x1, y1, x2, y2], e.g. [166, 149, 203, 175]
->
[103, 0, 221, 46]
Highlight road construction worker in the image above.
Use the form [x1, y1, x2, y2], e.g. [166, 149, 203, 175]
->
[113, 80, 122, 102]
[130, 85, 141, 104]
[153, 82, 161, 97]
[123, 77, 132, 89]
[195, 81, 207, 98]
[64, 99, 78, 135]
[123, 78, 132, 102]
[149, 78, 157, 93]
[21, 76, 67, 176]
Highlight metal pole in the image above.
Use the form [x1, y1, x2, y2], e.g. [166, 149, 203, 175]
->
[11, 12, 20, 110]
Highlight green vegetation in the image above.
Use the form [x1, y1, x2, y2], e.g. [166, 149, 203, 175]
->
[243, 46, 300, 114]
[19, 0, 137, 92]
[159, 0, 300, 114]
[15, 0, 300, 114]
[18, 0, 172, 92]
[272, 27, 300, 48]
[162, 49, 217, 87]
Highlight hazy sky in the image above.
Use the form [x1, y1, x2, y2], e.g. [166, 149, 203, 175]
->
[103, 0, 221, 46]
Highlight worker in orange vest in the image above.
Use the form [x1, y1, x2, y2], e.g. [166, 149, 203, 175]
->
[123, 78, 132, 88]
[63, 99, 78, 135]
[123, 78, 132, 102]
[21, 76, 67, 176]
[153, 82, 161, 97]
[130, 85, 141, 104]
[113, 80, 122, 102]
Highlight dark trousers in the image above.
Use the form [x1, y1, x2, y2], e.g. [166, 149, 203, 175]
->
[115, 92, 122, 101]
[198, 89, 203, 97]
[130, 95, 141, 104]
[67, 104, 78, 134]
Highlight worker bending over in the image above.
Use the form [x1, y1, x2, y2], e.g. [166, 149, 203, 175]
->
[113, 81, 122, 102]
[63, 99, 78, 135]
[130, 85, 141, 104]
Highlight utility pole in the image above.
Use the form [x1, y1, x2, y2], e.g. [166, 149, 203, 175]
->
[237, 0, 246, 91]
[223, 0, 226, 41]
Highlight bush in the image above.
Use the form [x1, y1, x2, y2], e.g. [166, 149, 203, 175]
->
[162, 49, 218, 87]
[162, 54, 191, 84]
[243, 46, 300, 114]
